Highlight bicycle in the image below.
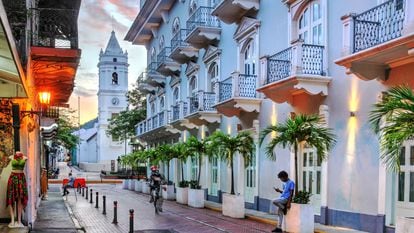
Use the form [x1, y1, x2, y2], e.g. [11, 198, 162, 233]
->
[151, 185, 164, 214]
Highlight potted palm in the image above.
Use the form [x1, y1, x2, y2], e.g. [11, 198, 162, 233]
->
[207, 131, 255, 218]
[157, 144, 176, 200]
[369, 86, 414, 231]
[259, 114, 336, 232]
[141, 149, 155, 194]
[120, 155, 130, 189]
[125, 154, 136, 191]
[134, 151, 144, 192]
[186, 136, 207, 208]
[174, 143, 190, 205]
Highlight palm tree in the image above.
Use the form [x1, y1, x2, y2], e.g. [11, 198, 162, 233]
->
[207, 131, 255, 195]
[185, 136, 208, 188]
[173, 142, 189, 182]
[156, 144, 177, 183]
[369, 85, 414, 172]
[259, 114, 336, 195]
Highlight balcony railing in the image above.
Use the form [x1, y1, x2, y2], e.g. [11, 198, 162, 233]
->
[217, 73, 257, 103]
[171, 29, 190, 51]
[188, 91, 216, 115]
[3, 0, 27, 59]
[157, 47, 173, 66]
[186, 7, 221, 35]
[31, 8, 79, 49]
[353, 0, 405, 52]
[147, 61, 159, 74]
[266, 43, 324, 84]
[136, 111, 169, 135]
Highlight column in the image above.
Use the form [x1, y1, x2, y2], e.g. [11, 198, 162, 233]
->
[319, 104, 329, 224]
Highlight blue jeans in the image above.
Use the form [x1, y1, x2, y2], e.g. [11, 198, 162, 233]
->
[273, 198, 288, 228]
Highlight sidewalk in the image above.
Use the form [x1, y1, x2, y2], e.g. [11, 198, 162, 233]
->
[31, 186, 83, 233]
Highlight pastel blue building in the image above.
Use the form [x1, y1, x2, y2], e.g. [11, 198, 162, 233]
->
[125, 0, 414, 232]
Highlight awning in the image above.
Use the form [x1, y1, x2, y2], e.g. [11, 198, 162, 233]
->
[0, 2, 27, 98]
[41, 123, 58, 140]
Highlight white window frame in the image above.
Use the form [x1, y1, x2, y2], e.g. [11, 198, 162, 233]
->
[297, 0, 323, 45]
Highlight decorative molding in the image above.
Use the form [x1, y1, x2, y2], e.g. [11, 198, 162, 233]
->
[185, 62, 200, 76]
[234, 17, 260, 42]
[161, 10, 169, 24]
[203, 45, 222, 64]
[169, 76, 181, 87]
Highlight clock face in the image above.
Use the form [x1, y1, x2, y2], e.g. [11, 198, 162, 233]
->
[112, 97, 119, 105]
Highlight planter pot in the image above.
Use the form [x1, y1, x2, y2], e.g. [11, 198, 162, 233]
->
[284, 203, 314, 233]
[122, 179, 129, 189]
[188, 188, 204, 208]
[162, 185, 176, 200]
[142, 182, 150, 194]
[128, 179, 136, 190]
[134, 180, 142, 192]
[176, 187, 188, 205]
[396, 216, 414, 233]
[222, 193, 245, 218]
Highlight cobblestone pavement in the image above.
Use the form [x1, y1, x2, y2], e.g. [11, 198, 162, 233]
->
[65, 184, 275, 233]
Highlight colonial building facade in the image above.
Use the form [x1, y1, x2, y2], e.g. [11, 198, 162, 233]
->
[125, 0, 414, 232]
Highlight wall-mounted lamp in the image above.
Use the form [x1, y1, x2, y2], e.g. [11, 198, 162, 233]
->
[350, 111, 356, 117]
[20, 91, 51, 120]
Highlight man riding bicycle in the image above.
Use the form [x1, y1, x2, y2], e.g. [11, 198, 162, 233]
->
[149, 165, 166, 211]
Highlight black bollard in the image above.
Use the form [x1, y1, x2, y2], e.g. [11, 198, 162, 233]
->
[86, 187, 88, 200]
[90, 189, 93, 203]
[102, 195, 106, 215]
[82, 187, 85, 197]
[129, 209, 134, 233]
[95, 192, 99, 208]
[112, 201, 118, 224]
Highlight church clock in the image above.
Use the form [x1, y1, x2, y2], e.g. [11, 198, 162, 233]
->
[111, 97, 119, 105]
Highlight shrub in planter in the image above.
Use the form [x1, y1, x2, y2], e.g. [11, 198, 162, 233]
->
[285, 191, 314, 233]
[128, 178, 136, 190]
[134, 179, 142, 192]
[188, 180, 204, 208]
[142, 180, 150, 194]
[176, 181, 189, 205]
[122, 179, 129, 189]
[162, 180, 176, 200]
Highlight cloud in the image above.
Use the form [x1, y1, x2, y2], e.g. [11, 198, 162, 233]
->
[73, 86, 97, 97]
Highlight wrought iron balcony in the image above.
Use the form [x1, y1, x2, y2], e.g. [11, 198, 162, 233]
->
[187, 91, 216, 115]
[212, 0, 260, 24]
[156, 47, 180, 76]
[136, 110, 169, 136]
[137, 72, 156, 94]
[169, 102, 188, 124]
[170, 29, 198, 64]
[186, 7, 221, 48]
[265, 43, 324, 85]
[3, 0, 27, 60]
[214, 72, 261, 118]
[353, 0, 405, 53]
[258, 41, 330, 105]
[146, 61, 165, 86]
[31, 8, 79, 49]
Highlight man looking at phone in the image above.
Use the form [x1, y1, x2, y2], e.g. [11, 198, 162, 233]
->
[271, 171, 295, 232]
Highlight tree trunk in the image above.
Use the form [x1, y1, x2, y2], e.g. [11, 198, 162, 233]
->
[197, 155, 202, 188]
[230, 152, 235, 195]
[181, 160, 184, 182]
[167, 160, 170, 183]
[294, 142, 298, 196]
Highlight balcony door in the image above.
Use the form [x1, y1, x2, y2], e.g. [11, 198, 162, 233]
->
[207, 62, 219, 92]
[243, 41, 256, 76]
[395, 141, 414, 224]
[300, 145, 321, 214]
[298, 1, 323, 45]
[210, 156, 219, 196]
[245, 153, 256, 203]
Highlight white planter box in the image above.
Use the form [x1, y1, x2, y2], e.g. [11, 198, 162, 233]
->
[188, 189, 204, 208]
[162, 185, 176, 200]
[284, 203, 314, 233]
[129, 179, 136, 190]
[222, 193, 245, 218]
[122, 179, 129, 189]
[134, 180, 142, 192]
[396, 216, 414, 233]
[176, 187, 188, 205]
[142, 182, 150, 194]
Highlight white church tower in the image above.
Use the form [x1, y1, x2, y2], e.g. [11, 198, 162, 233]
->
[96, 31, 129, 167]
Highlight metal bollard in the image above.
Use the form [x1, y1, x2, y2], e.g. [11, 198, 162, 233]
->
[129, 209, 134, 233]
[112, 201, 118, 224]
[82, 187, 85, 197]
[86, 187, 89, 200]
[102, 195, 106, 215]
[95, 192, 99, 208]
[90, 189, 93, 203]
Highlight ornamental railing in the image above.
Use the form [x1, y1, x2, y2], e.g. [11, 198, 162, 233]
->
[157, 47, 173, 66]
[216, 73, 258, 103]
[186, 7, 220, 36]
[147, 61, 159, 74]
[265, 42, 324, 84]
[31, 8, 79, 49]
[353, 0, 405, 52]
[187, 91, 216, 115]
[171, 29, 190, 52]
[136, 111, 169, 135]
[169, 101, 188, 123]
[3, 0, 27, 60]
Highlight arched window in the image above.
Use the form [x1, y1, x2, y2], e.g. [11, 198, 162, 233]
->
[298, 1, 322, 45]
[172, 18, 180, 35]
[113, 58, 117, 62]
[207, 62, 219, 92]
[243, 40, 256, 75]
[159, 96, 165, 111]
[189, 0, 197, 16]
[112, 72, 118, 85]
[150, 47, 156, 62]
[189, 76, 197, 96]
[151, 102, 155, 116]
[159, 36, 165, 51]
[173, 87, 180, 105]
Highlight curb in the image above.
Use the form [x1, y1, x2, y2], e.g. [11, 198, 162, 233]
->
[63, 198, 86, 232]
[49, 180, 122, 184]
[204, 205, 327, 233]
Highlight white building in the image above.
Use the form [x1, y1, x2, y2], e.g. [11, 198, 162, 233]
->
[125, 0, 414, 232]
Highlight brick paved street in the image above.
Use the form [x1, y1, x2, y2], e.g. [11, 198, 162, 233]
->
[64, 184, 275, 233]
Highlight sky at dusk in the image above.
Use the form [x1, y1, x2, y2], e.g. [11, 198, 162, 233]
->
[68, 0, 146, 124]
